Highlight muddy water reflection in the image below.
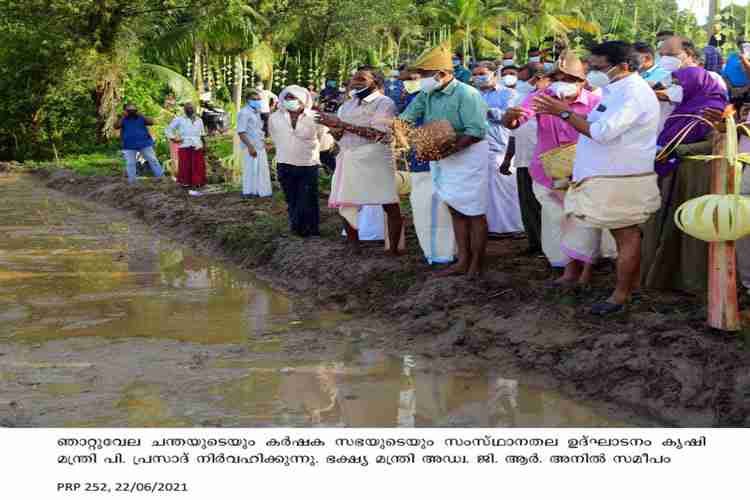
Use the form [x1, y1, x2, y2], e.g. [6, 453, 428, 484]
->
[1, 175, 633, 427]
[212, 352, 631, 427]
[0, 175, 338, 343]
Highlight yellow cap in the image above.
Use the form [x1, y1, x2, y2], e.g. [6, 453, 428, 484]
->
[411, 42, 453, 72]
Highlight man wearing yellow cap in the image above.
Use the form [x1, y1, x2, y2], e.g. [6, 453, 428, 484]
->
[400, 43, 490, 277]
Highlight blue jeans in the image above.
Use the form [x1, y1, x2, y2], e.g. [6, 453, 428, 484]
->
[122, 146, 163, 183]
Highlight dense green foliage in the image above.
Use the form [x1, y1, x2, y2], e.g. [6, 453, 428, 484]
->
[0, 0, 715, 164]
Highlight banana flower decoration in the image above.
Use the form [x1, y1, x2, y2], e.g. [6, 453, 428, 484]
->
[670, 106, 750, 242]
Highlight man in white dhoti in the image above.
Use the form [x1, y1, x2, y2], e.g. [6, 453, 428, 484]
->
[237, 90, 272, 198]
[400, 43, 490, 277]
[472, 65, 524, 235]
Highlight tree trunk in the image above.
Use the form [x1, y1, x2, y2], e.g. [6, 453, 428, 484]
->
[194, 41, 204, 94]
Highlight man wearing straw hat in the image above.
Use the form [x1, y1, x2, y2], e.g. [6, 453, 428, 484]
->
[503, 50, 613, 286]
[400, 42, 490, 277]
[532, 41, 661, 315]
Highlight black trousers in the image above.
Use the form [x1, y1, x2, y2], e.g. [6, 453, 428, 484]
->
[516, 168, 542, 251]
[277, 164, 320, 237]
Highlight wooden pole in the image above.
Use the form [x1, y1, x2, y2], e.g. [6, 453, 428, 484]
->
[707, 132, 741, 331]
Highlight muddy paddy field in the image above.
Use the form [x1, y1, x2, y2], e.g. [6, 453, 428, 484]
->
[1, 165, 749, 427]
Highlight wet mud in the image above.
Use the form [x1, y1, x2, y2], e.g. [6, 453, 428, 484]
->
[7, 166, 750, 426]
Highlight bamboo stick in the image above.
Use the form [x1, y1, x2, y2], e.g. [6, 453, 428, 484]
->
[707, 132, 741, 331]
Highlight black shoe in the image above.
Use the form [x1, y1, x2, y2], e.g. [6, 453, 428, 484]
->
[590, 302, 627, 316]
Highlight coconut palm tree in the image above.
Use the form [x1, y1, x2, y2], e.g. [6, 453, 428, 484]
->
[424, 0, 510, 60]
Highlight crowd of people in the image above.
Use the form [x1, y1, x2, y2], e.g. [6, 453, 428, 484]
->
[117, 30, 750, 317]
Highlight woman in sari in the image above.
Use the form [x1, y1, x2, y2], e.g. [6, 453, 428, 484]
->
[641, 65, 727, 292]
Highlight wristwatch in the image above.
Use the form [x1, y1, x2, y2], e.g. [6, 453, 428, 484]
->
[559, 111, 572, 121]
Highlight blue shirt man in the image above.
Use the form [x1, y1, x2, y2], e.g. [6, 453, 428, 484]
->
[453, 54, 472, 84]
[114, 104, 163, 184]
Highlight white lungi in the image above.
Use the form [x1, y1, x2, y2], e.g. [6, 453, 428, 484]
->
[241, 148, 272, 197]
[410, 171, 456, 264]
[431, 140, 489, 216]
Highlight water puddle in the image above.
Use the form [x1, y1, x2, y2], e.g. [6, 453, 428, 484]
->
[0, 174, 642, 427]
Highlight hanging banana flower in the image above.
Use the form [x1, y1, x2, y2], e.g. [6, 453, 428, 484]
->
[674, 106, 750, 242]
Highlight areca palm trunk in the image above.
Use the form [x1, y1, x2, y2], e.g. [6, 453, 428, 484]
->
[193, 41, 204, 93]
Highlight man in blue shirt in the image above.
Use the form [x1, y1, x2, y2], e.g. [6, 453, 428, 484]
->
[453, 53, 472, 84]
[114, 103, 164, 184]
[633, 42, 670, 86]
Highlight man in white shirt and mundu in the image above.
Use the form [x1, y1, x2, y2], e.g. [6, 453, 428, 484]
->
[532, 41, 661, 316]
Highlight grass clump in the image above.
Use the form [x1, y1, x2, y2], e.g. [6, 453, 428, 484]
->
[216, 214, 287, 265]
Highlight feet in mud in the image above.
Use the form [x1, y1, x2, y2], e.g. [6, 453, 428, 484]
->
[435, 262, 469, 277]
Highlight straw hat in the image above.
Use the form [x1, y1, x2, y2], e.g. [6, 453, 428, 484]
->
[411, 42, 453, 72]
[551, 50, 586, 81]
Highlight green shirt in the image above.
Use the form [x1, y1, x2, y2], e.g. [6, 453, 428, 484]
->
[399, 79, 488, 139]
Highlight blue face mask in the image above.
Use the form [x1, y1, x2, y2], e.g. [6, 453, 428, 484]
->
[248, 100, 262, 111]
[452, 59, 461, 66]
[326, 80, 337, 88]
[474, 75, 491, 86]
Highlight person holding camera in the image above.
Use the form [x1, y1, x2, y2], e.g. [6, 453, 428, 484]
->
[114, 103, 164, 184]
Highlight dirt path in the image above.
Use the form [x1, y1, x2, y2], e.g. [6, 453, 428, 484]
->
[18, 166, 750, 426]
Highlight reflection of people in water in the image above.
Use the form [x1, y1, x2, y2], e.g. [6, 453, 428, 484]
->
[127, 234, 160, 287]
[415, 366, 490, 427]
[276, 350, 401, 426]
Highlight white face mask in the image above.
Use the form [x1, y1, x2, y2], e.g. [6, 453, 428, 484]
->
[586, 70, 610, 89]
[529, 56, 541, 63]
[419, 76, 442, 93]
[503, 59, 514, 67]
[548, 81, 579, 99]
[659, 55, 683, 72]
[283, 99, 301, 111]
[502, 75, 518, 87]
[665, 84, 684, 104]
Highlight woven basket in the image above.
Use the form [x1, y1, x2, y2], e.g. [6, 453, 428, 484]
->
[539, 143, 576, 183]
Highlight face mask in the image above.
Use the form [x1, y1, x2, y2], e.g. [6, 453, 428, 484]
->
[502, 75, 518, 87]
[403, 80, 421, 94]
[350, 86, 375, 99]
[326, 81, 336, 88]
[390, 70, 400, 78]
[659, 55, 683, 72]
[529, 56, 541, 63]
[503, 59, 514, 67]
[587, 70, 610, 89]
[283, 100, 301, 112]
[419, 76, 442, 93]
[548, 81, 579, 99]
[338, 87, 346, 92]
[452, 59, 460, 66]
[543, 62, 554, 73]
[665, 84, 684, 104]
[248, 100, 262, 111]
[473, 75, 491, 87]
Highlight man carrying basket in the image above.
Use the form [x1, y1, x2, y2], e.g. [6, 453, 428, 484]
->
[399, 43, 490, 277]
[502, 51, 612, 286]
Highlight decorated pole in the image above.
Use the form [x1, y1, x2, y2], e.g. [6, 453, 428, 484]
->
[707, 132, 740, 330]
[675, 108, 750, 332]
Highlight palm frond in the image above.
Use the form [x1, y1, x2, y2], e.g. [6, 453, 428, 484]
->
[141, 63, 199, 104]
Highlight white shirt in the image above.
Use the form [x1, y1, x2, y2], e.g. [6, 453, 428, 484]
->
[574, 73, 660, 181]
[510, 119, 538, 168]
[257, 89, 278, 113]
[268, 109, 334, 167]
[165, 116, 206, 149]
[236, 105, 265, 149]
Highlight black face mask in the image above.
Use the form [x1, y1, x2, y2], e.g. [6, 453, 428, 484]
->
[126, 109, 137, 117]
[353, 86, 376, 100]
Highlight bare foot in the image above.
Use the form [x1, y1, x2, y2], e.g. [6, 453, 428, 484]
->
[435, 263, 469, 277]
[554, 276, 578, 287]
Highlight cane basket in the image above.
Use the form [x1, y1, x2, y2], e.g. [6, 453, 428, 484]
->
[539, 143, 576, 189]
